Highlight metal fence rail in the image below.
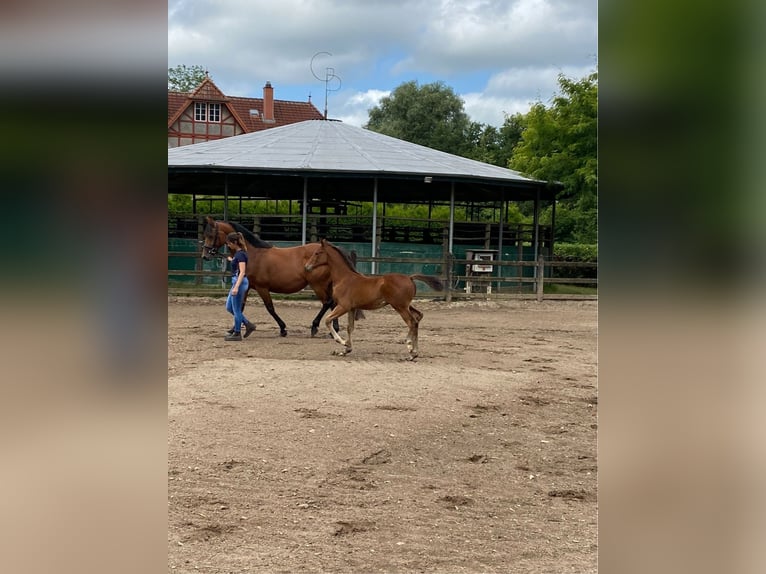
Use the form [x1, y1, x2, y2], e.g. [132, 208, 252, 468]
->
[168, 251, 597, 301]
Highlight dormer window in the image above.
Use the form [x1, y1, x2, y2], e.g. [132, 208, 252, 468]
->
[194, 102, 206, 121]
[194, 102, 220, 123]
[208, 103, 220, 122]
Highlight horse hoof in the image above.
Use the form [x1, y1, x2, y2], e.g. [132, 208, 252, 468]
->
[280, 330, 288, 338]
[310, 326, 318, 337]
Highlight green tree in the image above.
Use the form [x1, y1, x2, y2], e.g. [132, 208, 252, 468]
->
[464, 113, 528, 167]
[365, 81, 472, 156]
[465, 122, 505, 166]
[510, 72, 597, 243]
[168, 64, 208, 92]
[498, 113, 526, 165]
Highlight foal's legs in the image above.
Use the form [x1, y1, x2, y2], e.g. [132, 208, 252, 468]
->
[310, 299, 341, 337]
[392, 303, 422, 360]
[310, 300, 333, 337]
[324, 306, 352, 355]
[345, 310, 356, 352]
[407, 305, 424, 358]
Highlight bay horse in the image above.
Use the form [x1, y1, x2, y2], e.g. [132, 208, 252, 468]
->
[304, 238, 444, 360]
[200, 217, 362, 337]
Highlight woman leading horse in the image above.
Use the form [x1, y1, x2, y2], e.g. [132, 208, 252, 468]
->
[201, 216, 361, 337]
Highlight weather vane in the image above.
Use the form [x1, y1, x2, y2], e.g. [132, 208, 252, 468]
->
[311, 51, 341, 119]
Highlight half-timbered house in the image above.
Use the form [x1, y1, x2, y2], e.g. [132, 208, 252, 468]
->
[168, 77, 323, 148]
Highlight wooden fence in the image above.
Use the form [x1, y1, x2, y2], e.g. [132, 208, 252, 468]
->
[168, 212, 554, 251]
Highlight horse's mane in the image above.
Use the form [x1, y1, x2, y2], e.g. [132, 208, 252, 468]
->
[228, 221, 273, 249]
[325, 240, 359, 272]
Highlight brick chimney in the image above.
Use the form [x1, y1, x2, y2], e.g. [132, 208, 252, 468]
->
[263, 81, 275, 123]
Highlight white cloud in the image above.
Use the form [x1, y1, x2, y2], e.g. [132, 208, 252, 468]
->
[400, 0, 597, 73]
[462, 64, 596, 126]
[168, 0, 597, 128]
[332, 89, 390, 127]
[461, 93, 534, 126]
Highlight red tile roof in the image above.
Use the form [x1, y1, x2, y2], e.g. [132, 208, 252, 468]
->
[226, 95, 324, 131]
[168, 78, 323, 134]
[167, 92, 188, 123]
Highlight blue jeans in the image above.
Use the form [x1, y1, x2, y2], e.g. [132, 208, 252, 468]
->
[225, 276, 250, 332]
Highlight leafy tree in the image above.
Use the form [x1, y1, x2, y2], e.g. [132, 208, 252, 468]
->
[510, 72, 597, 243]
[465, 113, 528, 167]
[168, 64, 208, 92]
[365, 81, 472, 156]
[168, 194, 192, 212]
[498, 113, 526, 165]
[465, 122, 505, 165]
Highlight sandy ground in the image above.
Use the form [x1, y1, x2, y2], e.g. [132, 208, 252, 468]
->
[168, 296, 597, 573]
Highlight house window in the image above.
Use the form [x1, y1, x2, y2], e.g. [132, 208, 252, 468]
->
[208, 103, 221, 122]
[194, 102, 206, 121]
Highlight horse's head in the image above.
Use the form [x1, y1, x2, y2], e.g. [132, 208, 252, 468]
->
[304, 239, 328, 272]
[200, 216, 224, 260]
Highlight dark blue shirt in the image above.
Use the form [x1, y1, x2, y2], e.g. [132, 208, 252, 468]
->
[231, 250, 248, 279]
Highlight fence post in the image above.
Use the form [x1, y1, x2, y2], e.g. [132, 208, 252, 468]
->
[536, 255, 545, 302]
[517, 226, 524, 290]
[444, 252, 454, 303]
[310, 218, 318, 243]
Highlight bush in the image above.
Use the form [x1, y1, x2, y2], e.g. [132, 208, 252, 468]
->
[553, 243, 597, 262]
[551, 243, 597, 281]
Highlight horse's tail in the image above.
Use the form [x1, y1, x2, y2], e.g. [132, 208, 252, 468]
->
[410, 274, 445, 291]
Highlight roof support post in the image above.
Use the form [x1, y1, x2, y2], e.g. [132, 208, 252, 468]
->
[448, 182, 455, 253]
[550, 194, 556, 257]
[497, 197, 505, 281]
[223, 175, 229, 221]
[371, 178, 379, 274]
[533, 188, 540, 260]
[301, 177, 308, 245]
[533, 188, 540, 291]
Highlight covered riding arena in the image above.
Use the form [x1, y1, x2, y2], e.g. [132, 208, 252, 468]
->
[168, 119, 569, 299]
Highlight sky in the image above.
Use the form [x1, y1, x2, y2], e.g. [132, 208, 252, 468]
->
[168, 0, 597, 128]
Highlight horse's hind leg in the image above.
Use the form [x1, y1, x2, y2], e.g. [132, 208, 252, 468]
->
[257, 288, 288, 337]
[393, 304, 421, 360]
[344, 311, 356, 353]
[407, 306, 423, 359]
[402, 305, 423, 359]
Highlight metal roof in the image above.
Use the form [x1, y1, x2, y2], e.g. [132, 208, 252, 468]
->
[168, 119, 560, 203]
